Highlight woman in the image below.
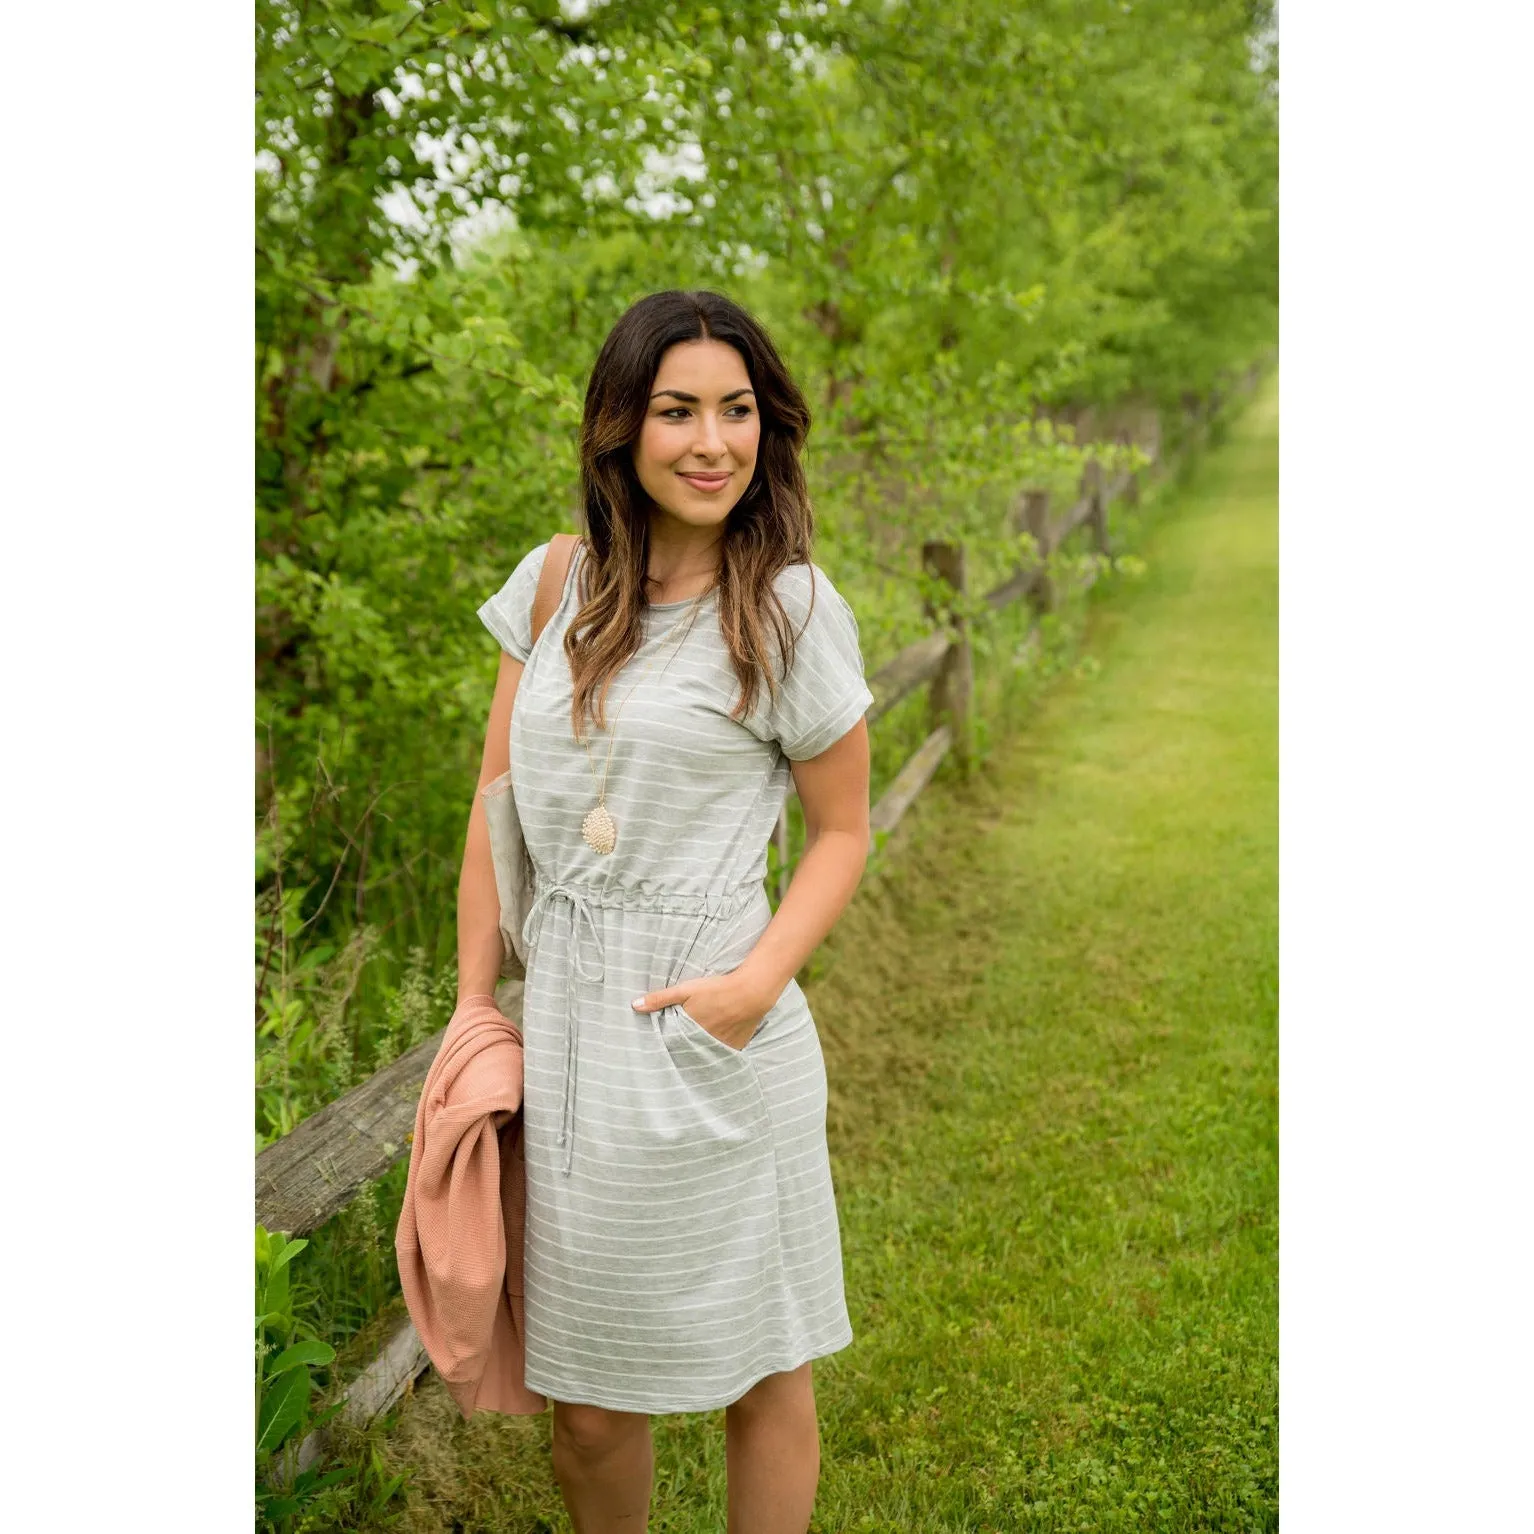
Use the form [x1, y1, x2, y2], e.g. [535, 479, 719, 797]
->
[460, 289, 874, 1533]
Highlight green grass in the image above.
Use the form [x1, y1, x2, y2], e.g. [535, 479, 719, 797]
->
[362, 374, 1278, 1532]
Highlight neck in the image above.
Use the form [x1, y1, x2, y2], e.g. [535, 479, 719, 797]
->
[645, 519, 723, 601]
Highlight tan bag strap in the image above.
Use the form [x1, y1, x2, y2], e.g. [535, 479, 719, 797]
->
[529, 532, 580, 650]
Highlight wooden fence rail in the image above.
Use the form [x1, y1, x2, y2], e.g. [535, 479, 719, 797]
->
[259, 359, 1268, 1477]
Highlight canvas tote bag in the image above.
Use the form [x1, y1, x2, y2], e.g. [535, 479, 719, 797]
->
[480, 532, 580, 978]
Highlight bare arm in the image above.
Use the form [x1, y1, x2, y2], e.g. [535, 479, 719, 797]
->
[737, 719, 872, 1001]
[631, 717, 871, 1044]
[457, 649, 526, 1003]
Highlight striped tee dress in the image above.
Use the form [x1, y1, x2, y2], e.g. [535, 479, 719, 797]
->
[476, 538, 875, 1414]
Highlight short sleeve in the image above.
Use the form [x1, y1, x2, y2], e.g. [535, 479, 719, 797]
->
[752, 564, 875, 760]
[476, 541, 551, 662]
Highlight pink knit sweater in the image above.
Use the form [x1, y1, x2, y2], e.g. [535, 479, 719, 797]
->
[394, 993, 548, 1418]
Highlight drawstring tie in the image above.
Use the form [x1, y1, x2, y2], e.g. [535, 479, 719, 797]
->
[521, 882, 607, 1177]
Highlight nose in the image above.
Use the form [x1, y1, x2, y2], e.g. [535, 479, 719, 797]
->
[693, 411, 727, 459]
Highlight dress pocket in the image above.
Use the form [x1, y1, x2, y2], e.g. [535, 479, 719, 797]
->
[656, 890, 780, 1062]
[670, 998, 762, 1056]
[654, 996, 770, 1156]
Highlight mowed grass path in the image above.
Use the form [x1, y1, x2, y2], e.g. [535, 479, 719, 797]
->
[808, 376, 1279, 1532]
[380, 378, 1278, 1533]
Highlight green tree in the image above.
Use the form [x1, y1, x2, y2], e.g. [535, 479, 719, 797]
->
[255, 0, 1276, 1123]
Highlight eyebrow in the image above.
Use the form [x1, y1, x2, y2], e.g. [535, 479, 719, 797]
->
[649, 388, 757, 404]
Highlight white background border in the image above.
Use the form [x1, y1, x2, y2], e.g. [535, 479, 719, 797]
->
[6, 3, 1533, 1526]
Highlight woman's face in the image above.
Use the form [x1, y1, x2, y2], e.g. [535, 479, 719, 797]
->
[631, 339, 760, 532]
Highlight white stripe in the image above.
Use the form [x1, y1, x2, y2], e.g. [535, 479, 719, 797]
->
[524, 1240, 844, 1290]
[523, 1244, 840, 1293]
[525, 1299, 847, 1355]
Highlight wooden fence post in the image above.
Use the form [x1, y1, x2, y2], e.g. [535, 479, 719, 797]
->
[1122, 446, 1142, 509]
[1083, 458, 1111, 556]
[921, 540, 974, 771]
[1180, 389, 1204, 452]
[1019, 489, 1054, 616]
[1110, 421, 1135, 511]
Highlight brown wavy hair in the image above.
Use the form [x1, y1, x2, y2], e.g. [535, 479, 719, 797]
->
[561, 289, 824, 743]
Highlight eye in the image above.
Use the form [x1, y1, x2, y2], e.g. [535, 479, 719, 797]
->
[658, 403, 754, 421]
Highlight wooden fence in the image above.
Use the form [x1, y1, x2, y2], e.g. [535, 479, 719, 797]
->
[256, 358, 1268, 1475]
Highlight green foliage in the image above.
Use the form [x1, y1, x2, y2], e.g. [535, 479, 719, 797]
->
[256, 0, 1277, 979]
[255, 1227, 349, 1528]
[257, 1223, 412, 1531]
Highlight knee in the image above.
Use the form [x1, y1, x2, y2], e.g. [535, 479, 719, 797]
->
[726, 1362, 815, 1425]
[553, 1400, 648, 1462]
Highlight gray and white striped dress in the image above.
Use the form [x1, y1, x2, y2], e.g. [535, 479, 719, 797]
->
[477, 539, 874, 1414]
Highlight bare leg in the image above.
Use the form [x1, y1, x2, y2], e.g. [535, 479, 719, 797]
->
[723, 1363, 820, 1534]
[551, 1399, 654, 1533]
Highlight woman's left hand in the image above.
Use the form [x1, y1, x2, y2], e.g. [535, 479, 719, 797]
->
[632, 968, 777, 1051]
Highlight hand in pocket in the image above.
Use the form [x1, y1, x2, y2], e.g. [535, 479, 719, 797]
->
[632, 968, 776, 1052]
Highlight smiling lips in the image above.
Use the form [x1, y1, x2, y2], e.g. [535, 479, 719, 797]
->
[677, 471, 733, 493]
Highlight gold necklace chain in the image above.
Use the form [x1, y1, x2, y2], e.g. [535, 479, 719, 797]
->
[578, 587, 711, 855]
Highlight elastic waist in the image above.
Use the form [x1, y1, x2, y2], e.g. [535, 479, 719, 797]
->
[522, 873, 766, 1179]
[527, 874, 762, 920]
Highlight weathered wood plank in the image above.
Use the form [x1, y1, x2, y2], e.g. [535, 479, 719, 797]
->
[1047, 471, 1129, 550]
[922, 542, 973, 771]
[870, 724, 954, 841]
[865, 630, 951, 727]
[255, 980, 525, 1236]
[984, 562, 1044, 614]
[273, 1318, 433, 1486]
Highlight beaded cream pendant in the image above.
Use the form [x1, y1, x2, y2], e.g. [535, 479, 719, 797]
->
[581, 802, 618, 855]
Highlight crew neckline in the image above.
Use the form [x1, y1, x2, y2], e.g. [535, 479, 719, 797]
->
[644, 586, 719, 613]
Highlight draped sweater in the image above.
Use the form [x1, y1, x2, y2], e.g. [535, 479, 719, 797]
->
[394, 993, 547, 1418]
